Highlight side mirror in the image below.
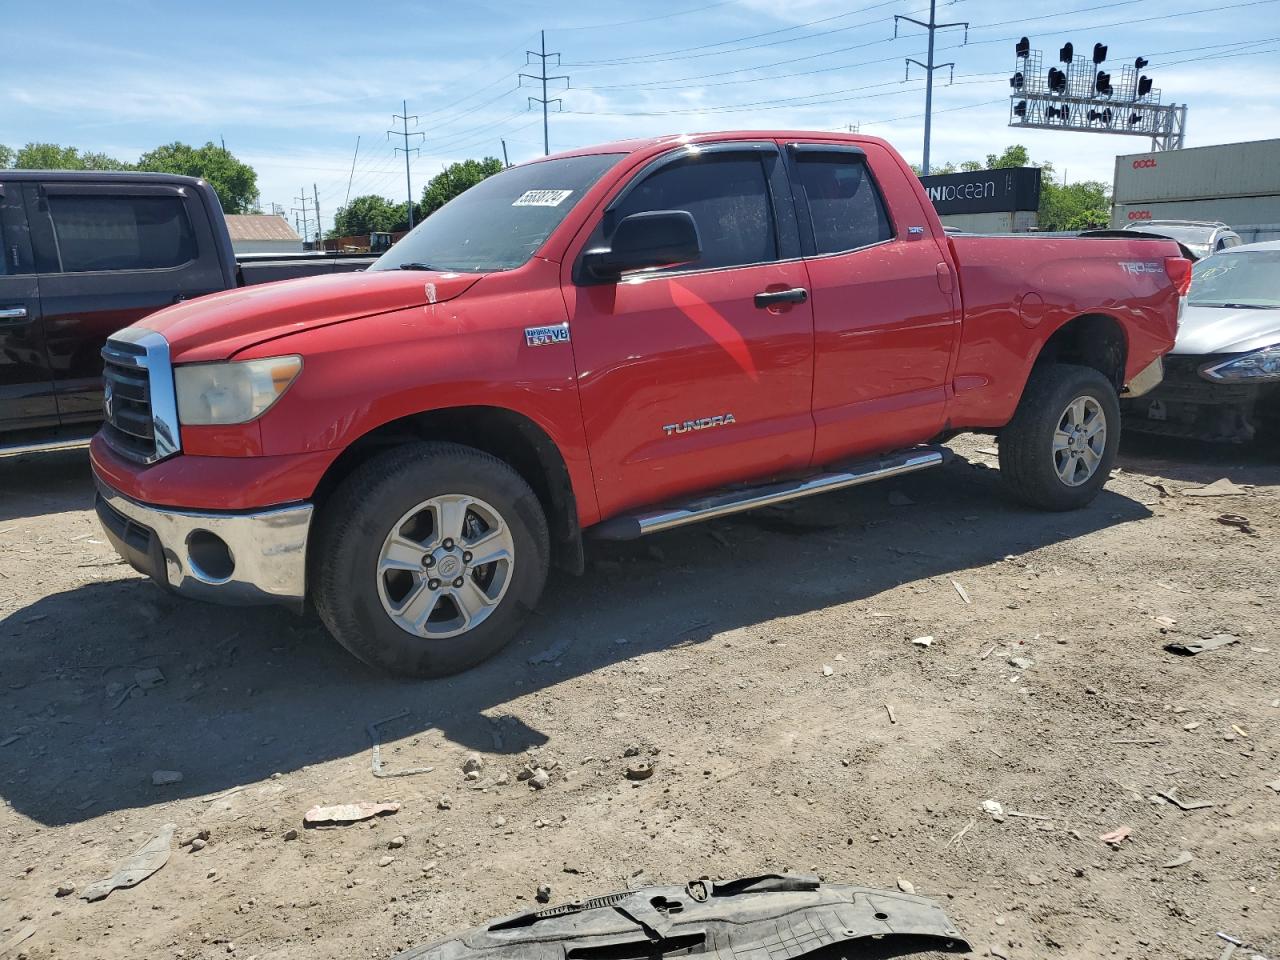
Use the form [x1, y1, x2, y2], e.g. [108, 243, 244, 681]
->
[582, 210, 702, 282]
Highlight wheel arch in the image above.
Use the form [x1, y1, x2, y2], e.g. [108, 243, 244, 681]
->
[1030, 312, 1129, 392]
[311, 405, 585, 575]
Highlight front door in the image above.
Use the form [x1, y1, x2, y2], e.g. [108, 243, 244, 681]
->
[0, 184, 58, 432]
[564, 143, 815, 518]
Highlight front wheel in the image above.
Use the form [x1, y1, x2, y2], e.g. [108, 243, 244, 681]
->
[998, 363, 1121, 511]
[311, 442, 550, 677]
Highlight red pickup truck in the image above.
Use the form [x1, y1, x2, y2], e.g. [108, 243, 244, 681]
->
[89, 132, 1189, 677]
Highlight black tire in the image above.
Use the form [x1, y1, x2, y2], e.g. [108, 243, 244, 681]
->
[998, 363, 1121, 511]
[311, 441, 550, 678]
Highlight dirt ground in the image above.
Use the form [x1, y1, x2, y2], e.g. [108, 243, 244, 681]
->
[1, 433, 1277, 960]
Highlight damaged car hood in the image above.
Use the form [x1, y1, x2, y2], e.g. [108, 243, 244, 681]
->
[138, 268, 485, 363]
[1174, 303, 1280, 356]
[395, 874, 969, 960]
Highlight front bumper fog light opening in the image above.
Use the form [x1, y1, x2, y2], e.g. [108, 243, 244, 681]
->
[186, 529, 235, 583]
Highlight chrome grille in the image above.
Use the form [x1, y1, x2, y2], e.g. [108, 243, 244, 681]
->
[100, 330, 181, 464]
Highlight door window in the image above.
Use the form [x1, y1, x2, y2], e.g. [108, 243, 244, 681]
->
[608, 153, 778, 271]
[46, 194, 196, 273]
[791, 153, 893, 255]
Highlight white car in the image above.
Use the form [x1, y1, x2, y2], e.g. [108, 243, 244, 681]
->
[1122, 219, 1243, 261]
[1121, 240, 1279, 443]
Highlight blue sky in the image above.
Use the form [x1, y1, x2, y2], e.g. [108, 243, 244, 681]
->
[7, 0, 1278, 236]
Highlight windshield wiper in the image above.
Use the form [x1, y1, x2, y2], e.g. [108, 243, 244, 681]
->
[397, 262, 439, 271]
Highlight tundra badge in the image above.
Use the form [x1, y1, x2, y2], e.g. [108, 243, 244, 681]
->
[663, 413, 736, 436]
[525, 323, 571, 347]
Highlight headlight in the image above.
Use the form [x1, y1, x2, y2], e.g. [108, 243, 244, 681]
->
[1200, 345, 1280, 382]
[175, 356, 302, 425]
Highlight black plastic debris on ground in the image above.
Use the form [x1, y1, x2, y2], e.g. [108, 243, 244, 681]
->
[394, 873, 970, 960]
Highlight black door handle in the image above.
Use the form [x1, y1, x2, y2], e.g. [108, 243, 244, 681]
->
[753, 287, 808, 309]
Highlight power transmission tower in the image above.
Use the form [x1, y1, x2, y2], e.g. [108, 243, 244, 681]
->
[388, 101, 425, 229]
[520, 30, 569, 156]
[292, 189, 313, 247]
[895, 1, 968, 175]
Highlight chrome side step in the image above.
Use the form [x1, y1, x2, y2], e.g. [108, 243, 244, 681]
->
[591, 448, 944, 540]
[0, 434, 95, 459]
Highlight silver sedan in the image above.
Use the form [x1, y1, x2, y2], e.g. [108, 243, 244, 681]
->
[1121, 240, 1279, 443]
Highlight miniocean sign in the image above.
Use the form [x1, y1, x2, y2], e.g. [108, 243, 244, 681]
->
[918, 167, 1042, 215]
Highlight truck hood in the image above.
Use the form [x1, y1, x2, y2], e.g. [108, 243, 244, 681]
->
[138, 268, 484, 362]
[1174, 303, 1280, 356]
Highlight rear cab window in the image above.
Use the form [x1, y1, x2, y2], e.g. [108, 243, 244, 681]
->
[45, 194, 196, 272]
[786, 145, 894, 257]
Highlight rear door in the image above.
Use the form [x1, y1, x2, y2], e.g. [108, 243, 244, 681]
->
[26, 181, 225, 423]
[783, 141, 959, 462]
[0, 182, 59, 431]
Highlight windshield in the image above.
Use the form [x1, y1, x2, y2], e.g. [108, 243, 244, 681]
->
[371, 153, 623, 273]
[1188, 250, 1280, 308]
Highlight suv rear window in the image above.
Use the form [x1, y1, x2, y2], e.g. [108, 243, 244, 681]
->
[46, 194, 196, 273]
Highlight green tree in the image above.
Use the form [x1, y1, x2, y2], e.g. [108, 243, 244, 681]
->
[0, 144, 14, 169]
[984, 144, 1031, 168]
[419, 157, 504, 217]
[12, 142, 132, 171]
[1040, 180, 1111, 231]
[331, 194, 401, 237]
[136, 141, 259, 214]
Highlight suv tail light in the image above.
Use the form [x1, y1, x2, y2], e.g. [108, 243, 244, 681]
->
[1164, 256, 1193, 297]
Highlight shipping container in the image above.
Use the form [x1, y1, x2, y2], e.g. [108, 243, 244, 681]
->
[1111, 138, 1280, 241]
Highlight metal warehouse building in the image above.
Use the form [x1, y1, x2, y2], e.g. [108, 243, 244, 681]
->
[1111, 138, 1280, 243]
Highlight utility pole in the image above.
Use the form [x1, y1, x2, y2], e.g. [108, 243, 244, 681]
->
[501, 139, 510, 167]
[388, 101, 424, 229]
[313, 184, 322, 252]
[344, 136, 361, 208]
[292, 189, 313, 247]
[520, 30, 569, 156]
[895, 1, 968, 175]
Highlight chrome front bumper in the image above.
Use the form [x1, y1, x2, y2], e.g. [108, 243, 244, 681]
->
[94, 479, 313, 610]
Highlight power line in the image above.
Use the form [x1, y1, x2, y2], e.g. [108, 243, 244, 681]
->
[388, 100, 425, 229]
[894, 0, 968, 175]
[553, 0, 744, 31]
[520, 30, 569, 156]
[563, 0, 907, 67]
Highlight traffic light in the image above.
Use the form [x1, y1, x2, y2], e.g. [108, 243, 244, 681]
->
[1047, 105, 1071, 121]
[1088, 108, 1113, 125]
[1137, 75, 1153, 97]
[1016, 37, 1030, 58]
[1014, 100, 1028, 117]
[1128, 111, 1142, 127]
[1047, 67, 1068, 93]
[1059, 42, 1074, 63]
[1010, 71, 1025, 89]
[1134, 56, 1149, 70]
[1093, 43, 1108, 64]
[1095, 71, 1113, 95]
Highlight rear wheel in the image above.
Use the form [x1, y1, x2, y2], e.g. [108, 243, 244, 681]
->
[312, 442, 549, 677]
[998, 363, 1120, 511]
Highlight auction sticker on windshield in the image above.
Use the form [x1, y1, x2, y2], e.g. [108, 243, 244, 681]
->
[513, 189, 573, 207]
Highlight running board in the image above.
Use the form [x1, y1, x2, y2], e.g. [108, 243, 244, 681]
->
[0, 433, 94, 458]
[590, 448, 944, 540]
